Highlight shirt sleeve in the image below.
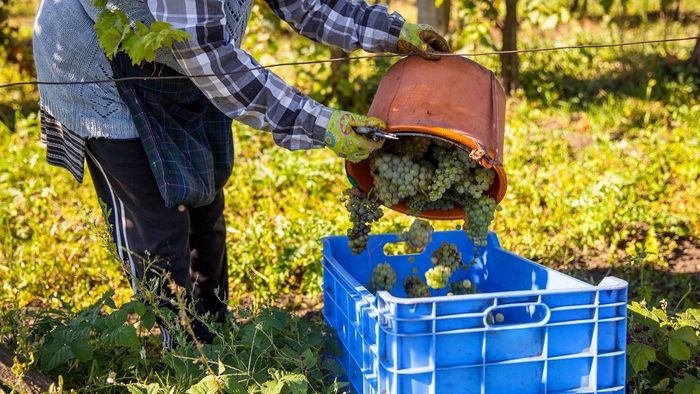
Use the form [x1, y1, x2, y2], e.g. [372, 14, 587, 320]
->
[265, 0, 405, 53]
[146, 0, 333, 150]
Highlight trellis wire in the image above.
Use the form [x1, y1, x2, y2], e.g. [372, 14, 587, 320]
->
[0, 35, 697, 89]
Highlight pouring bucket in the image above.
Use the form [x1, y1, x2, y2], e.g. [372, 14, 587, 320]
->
[345, 55, 507, 220]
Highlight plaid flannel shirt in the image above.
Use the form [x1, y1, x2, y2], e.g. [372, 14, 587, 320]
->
[41, 0, 404, 206]
[145, 0, 404, 150]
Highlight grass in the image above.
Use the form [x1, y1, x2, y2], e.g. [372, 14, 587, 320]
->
[0, 0, 699, 391]
[3, 5, 698, 309]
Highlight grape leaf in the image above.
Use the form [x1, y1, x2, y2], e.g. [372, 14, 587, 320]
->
[103, 308, 129, 330]
[126, 383, 162, 394]
[40, 342, 74, 371]
[260, 372, 308, 394]
[70, 340, 94, 362]
[141, 310, 156, 330]
[101, 324, 140, 349]
[627, 343, 655, 374]
[670, 326, 698, 346]
[130, 301, 146, 316]
[186, 375, 221, 394]
[674, 374, 700, 394]
[653, 378, 670, 391]
[218, 375, 246, 393]
[94, 11, 127, 59]
[668, 337, 691, 361]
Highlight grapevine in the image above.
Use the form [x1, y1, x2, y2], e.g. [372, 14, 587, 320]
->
[92, 0, 190, 64]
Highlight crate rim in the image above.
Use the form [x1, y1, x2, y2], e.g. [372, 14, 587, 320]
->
[322, 232, 629, 306]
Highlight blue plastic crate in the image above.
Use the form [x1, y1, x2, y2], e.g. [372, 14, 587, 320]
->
[322, 231, 628, 394]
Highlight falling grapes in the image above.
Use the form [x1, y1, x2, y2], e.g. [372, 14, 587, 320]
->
[449, 279, 478, 295]
[430, 241, 462, 272]
[403, 219, 433, 251]
[403, 275, 431, 298]
[369, 262, 397, 292]
[341, 136, 500, 296]
[425, 265, 452, 289]
[343, 188, 383, 254]
[462, 195, 497, 246]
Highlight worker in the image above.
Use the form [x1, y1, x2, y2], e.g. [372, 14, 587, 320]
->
[32, 0, 450, 345]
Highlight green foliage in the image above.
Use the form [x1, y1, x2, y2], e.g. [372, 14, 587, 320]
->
[1, 288, 346, 393]
[2, 1, 700, 390]
[627, 301, 700, 393]
[0, 0, 18, 50]
[93, 2, 190, 65]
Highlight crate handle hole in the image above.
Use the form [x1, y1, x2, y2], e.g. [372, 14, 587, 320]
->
[383, 240, 426, 256]
[484, 303, 550, 328]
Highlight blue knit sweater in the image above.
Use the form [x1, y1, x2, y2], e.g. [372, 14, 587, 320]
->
[32, 0, 252, 139]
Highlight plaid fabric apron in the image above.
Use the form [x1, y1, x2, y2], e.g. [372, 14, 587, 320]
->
[109, 53, 233, 208]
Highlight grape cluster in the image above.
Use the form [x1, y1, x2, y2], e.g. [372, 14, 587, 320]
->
[343, 189, 383, 254]
[403, 275, 431, 298]
[423, 198, 455, 211]
[455, 167, 496, 198]
[427, 148, 463, 201]
[425, 265, 452, 289]
[462, 196, 497, 246]
[423, 242, 462, 289]
[448, 279, 477, 296]
[430, 241, 462, 272]
[403, 219, 433, 251]
[370, 153, 433, 206]
[387, 136, 432, 160]
[406, 194, 429, 215]
[369, 262, 397, 292]
[340, 136, 500, 296]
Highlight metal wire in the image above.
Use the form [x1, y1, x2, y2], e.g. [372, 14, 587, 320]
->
[0, 35, 697, 89]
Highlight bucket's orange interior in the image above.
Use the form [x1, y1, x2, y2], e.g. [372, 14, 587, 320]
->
[345, 127, 507, 220]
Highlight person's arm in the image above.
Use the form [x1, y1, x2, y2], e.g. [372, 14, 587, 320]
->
[145, 0, 332, 150]
[265, 0, 404, 53]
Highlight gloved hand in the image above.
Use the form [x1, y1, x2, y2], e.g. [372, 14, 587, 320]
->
[397, 22, 452, 60]
[324, 110, 385, 163]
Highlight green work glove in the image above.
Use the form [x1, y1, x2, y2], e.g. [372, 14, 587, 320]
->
[324, 110, 385, 163]
[397, 22, 452, 60]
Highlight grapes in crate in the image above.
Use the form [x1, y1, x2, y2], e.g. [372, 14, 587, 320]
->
[342, 189, 383, 254]
[369, 262, 397, 292]
[403, 275, 431, 298]
[402, 219, 433, 252]
[425, 265, 452, 289]
[431, 241, 462, 272]
[343, 135, 499, 297]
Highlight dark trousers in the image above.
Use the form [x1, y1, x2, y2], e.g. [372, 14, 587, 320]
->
[85, 137, 228, 343]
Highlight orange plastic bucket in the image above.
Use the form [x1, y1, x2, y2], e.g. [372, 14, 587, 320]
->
[346, 56, 507, 220]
